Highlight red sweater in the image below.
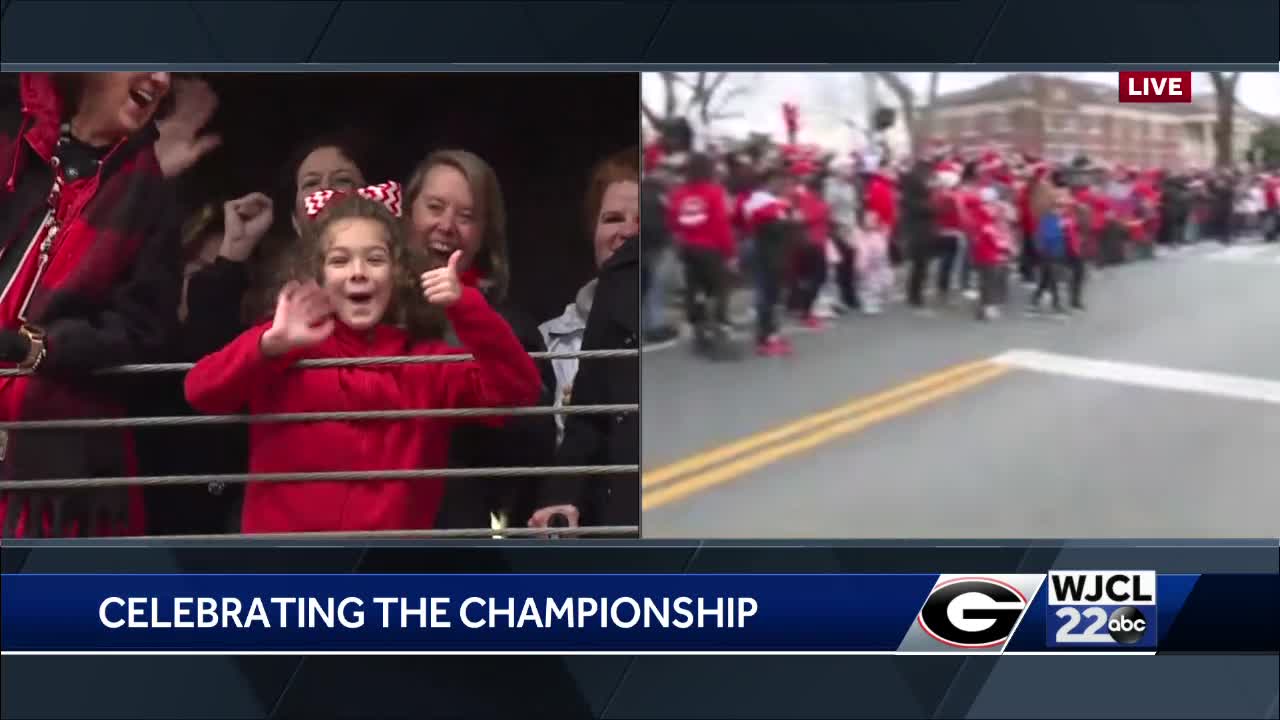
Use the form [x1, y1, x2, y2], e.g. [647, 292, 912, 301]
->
[667, 181, 735, 258]
[184, 287, 540, 534]
[791, 186, 831, 247]
[971, 220, 1004, 267]
[1072, 187, 1109, 235]
[864, 174, 897, 233]
[1017, 180, 1039, 238]
[933, 187, 967, 235]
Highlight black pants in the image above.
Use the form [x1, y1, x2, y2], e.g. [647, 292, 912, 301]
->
[1098, 223, 1127, 266]
[956, 238, 974, 291]
[832, 238, 858, 308]
[787, 243, 827, 315]
[1065, 253, 1086, 308]
[754, 236, 788, 342]
[1018, 230, 1040, 282]
[1266, 210, 1279, 242]
[1031, 258, 1063, 309]
[681, 245, 730, 330]
[976, 264, 1008, 309]
[907, 234, 958, 307]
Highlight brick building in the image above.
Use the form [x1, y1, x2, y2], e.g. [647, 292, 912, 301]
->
[926, 73, 1268, 170]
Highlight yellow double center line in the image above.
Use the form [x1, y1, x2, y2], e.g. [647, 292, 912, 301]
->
[642, 359, 1010, 511]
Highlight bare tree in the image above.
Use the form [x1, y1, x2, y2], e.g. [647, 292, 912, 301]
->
[641, 72, 678, 131]
[811, 74, 872, 143]
[876, 72, 917, 153]
[876, 72, 941, 155]
[921, 72, 941, 142]
[1208, 72, 1241, 168]
[641, 72, 747, 134]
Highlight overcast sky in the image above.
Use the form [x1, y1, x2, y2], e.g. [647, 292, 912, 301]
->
[641, 72, 1280, 154]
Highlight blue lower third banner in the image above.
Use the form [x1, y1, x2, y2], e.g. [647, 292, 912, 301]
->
[2, 572, 1275, 654]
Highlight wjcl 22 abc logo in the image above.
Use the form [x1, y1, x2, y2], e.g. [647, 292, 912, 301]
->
[1047, 571, 1157, 648]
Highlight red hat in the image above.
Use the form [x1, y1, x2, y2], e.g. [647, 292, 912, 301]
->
[790, 159, 818, 178]
[933, 160, 962, 188]
[935, 159, 962, 175]
[979, 150, 1004, 176]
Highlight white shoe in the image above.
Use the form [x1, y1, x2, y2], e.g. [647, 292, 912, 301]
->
[962, 289, 979, 301]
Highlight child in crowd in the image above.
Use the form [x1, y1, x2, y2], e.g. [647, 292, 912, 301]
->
[969, 189, 1010, 321]
[184, 186, 541, 533]
[1028, 188, 1074, 318]
[854, 207, 893, 315]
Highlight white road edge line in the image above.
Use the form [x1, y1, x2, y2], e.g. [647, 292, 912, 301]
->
[992, 349, 1280, 406]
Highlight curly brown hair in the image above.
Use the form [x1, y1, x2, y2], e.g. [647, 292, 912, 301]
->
[284, 195, 445, 339]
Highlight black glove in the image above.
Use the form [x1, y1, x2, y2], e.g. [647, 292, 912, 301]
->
[0, 330, 31, 363]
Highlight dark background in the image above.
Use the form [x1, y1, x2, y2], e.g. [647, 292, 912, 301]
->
[1, 72, 639, 325]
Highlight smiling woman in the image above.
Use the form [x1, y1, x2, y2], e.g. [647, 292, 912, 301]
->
[0, 72, 183, 538]
[402, 149, 561, 533]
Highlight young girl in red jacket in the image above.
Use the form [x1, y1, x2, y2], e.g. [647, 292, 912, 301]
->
[968, 189, 1010, 321]
[184, 185, 541, 534]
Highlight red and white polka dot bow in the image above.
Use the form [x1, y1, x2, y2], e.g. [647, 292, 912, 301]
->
[304, 181, 403, 218]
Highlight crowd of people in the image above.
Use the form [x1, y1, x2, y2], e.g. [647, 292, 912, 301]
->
[0, 72, 641, 538]
[642, 121, 1280, 358]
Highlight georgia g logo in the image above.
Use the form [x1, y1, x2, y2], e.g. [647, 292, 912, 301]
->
[917, 577, 1029, 648]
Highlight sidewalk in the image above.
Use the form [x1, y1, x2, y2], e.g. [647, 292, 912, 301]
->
[640, 238, 1257, 354]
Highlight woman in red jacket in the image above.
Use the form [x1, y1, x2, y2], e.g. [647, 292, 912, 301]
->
[2, 72, 183, 537]
[184, 187, 541, 534]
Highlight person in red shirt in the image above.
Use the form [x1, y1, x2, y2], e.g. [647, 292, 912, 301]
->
[968, 189, 1008, 321]
[665, 152, 738, 358]
[184, 188, 541, 534]
[1265, 173, 1280, 243]
[1067, 182, 1105, 310]
[787, 163, 832, 329]
[863, 163, 898, 236]
[743, 167, 800, 356]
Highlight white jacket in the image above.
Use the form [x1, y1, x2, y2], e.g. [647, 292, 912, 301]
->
[537, 279, 596, 445]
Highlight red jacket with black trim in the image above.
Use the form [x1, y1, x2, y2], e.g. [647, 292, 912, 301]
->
[184, 287, 542, 534]
[0, 73, 181, 536]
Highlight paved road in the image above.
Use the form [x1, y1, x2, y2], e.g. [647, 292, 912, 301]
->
[641, 239, 1280, 538]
